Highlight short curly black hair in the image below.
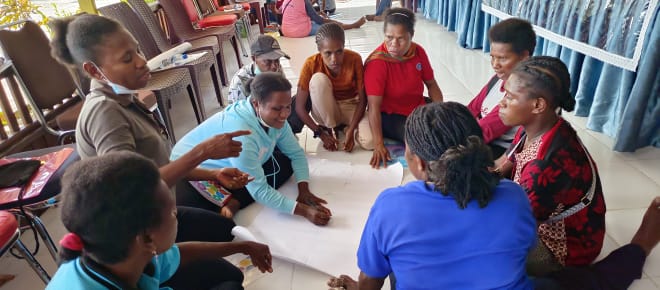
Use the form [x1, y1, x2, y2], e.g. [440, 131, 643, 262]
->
[58, 151, 163, 265]
[247, 72, 292, 103]
[488, 18, 536, 55]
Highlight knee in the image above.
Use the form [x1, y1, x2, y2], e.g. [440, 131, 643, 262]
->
[309, 73, 332, 96]
[357, 133, 375, 150]
[356, 117, 374, 150]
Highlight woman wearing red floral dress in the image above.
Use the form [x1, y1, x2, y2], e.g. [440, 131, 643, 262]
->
[495, 56, 606, 276]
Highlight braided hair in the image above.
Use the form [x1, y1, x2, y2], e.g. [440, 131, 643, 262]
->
[315, 23, 345, 49]
[511, 56, 575, 112]
[405, 102, 499, 209]
[384, 8, 416, 35]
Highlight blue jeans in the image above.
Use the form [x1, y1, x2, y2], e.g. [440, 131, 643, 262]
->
[309, 21, 322, 36]
[375, 0, 392, 16]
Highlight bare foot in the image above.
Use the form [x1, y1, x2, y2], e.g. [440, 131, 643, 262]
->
[630, 196, 660, 255]
[220, 199, 241, 219]
[327, 274, 358, 290]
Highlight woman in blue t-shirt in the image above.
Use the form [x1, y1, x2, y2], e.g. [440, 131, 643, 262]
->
[329, 102, 537, 289]
[46, 152, 272, 290]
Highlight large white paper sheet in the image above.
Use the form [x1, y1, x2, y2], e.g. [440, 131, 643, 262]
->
[234, 157, 404, 277]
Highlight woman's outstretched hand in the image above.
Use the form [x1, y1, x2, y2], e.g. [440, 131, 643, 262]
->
[242, 241, 273, 273]
[327, 275, 358, 290]
[370, 143, 391, 169]
[213, 168, 252, 189]
[198, 130, 251, 160]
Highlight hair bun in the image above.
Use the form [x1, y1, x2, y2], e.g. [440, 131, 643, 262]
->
[560, 91, 576, 112]
[48, 17, 77, 66]
[440, 136, 492, 170]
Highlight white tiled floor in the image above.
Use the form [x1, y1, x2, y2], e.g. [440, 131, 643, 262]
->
[2, 0, 659, 289]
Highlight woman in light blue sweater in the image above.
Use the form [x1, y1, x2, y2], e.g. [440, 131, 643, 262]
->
[172, 72, 332, 225]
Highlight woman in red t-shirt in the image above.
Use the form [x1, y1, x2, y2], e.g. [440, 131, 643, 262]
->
[364, 8, 444, 169]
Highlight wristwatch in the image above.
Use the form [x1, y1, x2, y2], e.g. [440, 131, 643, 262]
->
[313, 126, 327, 138]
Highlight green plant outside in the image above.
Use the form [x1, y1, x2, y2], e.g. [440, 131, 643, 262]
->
[0, 0, 49, 29]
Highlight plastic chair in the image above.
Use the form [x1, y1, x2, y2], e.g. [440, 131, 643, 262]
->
[143, 67, 202, 143]
[205, 0, 254, 44]
[99, 2, 223, 114]
[0, 211, 50, 284]
[184, 0, 249, 59]
[158, 0, 244, 76]
[0, 145, 79, 269]
[127, 0, 231, 95]
[0, 21, 84, 144]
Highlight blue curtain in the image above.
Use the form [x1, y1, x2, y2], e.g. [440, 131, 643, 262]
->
[421, 0, 659, 152]
[422, 0, 498, 49]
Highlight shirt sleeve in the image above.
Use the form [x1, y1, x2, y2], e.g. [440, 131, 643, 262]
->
[298, 56, 316, 92]
[354, 53, 365, 92]
[228, 84, 243, 104]
[364, 60, 387, 97]
[417, 46, 434, 81]
[304, 0, 325, 24]
[468, 82, 489, 119]
[231, 134, 297, 213]
[156, 245, 180, 283]
[357, 201, 391, 279]
[85, 100, 136, 155]
[228, 68, 248, 103]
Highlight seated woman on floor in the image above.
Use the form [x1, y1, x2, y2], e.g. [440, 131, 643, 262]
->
[329, 102, 537, 289]
[171, 72, 332, 226]
[467, 18, 535, 158]
[47, 152, 272, 290]
[287, 23, 371, 152]
[365, 8, 444, 168]
[49, 13, 254, 289]
[495, 56, 606, 275]
[280, 0, 365, 38]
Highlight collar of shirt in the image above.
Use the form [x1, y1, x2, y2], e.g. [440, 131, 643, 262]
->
[89, 79, 135, 107]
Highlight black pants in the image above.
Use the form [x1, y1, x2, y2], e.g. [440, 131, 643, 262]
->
[536, 243, 647, 290]
[287, 95, 312, 134]
[381, 112, 407, 143]
[175, 149, 294, 211]
[381, 98, 432, 143]
[162, 206, 243, 290]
